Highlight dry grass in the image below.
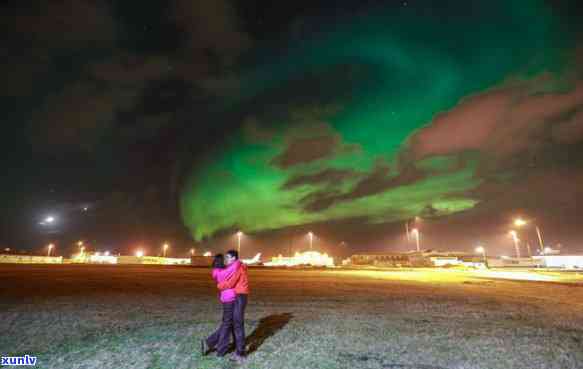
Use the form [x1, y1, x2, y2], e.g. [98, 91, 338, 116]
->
[1, 265, 583, 369]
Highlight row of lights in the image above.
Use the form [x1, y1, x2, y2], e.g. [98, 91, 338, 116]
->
[476, 216, 550, 262]
[44, 241, 198, 258]
[133, 230, 318, 258]
[508, 218, 546, 258]
[43, 216, 547, 261]
[408, 216, 550, 260]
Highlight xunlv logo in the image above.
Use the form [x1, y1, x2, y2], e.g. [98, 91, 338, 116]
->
[1, 355, 37, 366]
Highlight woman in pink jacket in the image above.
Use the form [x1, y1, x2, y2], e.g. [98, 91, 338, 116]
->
[201, 254, 240, 357]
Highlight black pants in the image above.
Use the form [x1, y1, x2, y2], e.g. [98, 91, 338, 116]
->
[206, 294, 248, 356]
[206, 301, 234, 356]
[233, 294, 248, 356]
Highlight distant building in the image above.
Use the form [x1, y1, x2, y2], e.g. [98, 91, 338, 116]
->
[533, 255, 583, 269]
[486, 257, 541, 268]
[115, 256, 190, 265]
[0, 254, 63, 264]
[265, 251, 334, 267]
[88, 254, 117, 264]
[350, 252, 411, 267]
[349, 250, 476, 267]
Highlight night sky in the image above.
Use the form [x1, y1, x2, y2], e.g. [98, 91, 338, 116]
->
[2, 0, 583, 257]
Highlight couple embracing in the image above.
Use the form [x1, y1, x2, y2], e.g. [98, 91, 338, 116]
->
[202, 250, 249, 363]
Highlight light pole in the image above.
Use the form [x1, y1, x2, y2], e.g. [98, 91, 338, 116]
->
[163, 243, 169, 258]
[308, 232, 314, 251]
[47, 243, 54, 257]
[411, 228, 420, 252]
[535, 226, 544, 254]
[236, 231, 243, 255]
[406, 217, 421, 244]
[475, 246, 488, 268]
[514, 218, 545, 254]
[509, 230, 520, 258]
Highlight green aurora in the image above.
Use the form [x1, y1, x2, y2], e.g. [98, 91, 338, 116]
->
[181, 1, 573, 240]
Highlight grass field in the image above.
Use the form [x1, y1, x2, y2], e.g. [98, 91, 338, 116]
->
[1, 265, 583, 369]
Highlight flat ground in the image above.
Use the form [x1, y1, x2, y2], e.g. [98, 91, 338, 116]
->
[1, 265, 583, 369]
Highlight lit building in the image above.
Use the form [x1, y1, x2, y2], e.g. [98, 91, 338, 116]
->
[349, 250, 476, 267]
[88, 254, 117, 264]
[350, 252, 411, 267]
[533, 255, 583, 269]
[265, 251, 335, 267]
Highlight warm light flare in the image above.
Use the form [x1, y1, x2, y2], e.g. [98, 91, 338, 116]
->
[514, 218, 527, 227]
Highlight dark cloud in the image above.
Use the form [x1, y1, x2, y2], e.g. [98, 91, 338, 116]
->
[1, 1, 116, 98]
[28, 81, 139, 151]
[271, 134, 341, 168]
[299, 159, 427, 212]
[242, 116, 277, 143]
[271, 120, 360, 169]
[1, 1, 116, 47]
[299, 189, 343, 213]
[404, 77, 583, 166]
[20, 0, 256, 155]
[171, 0, 251, 68]
[552, 109, 583, 144]
[282, 168, 359, 190]
[90, 54, 173, 85]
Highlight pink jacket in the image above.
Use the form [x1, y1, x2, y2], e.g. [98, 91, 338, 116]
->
[212, 261, 239, 303]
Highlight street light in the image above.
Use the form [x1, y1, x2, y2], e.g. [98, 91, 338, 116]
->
[308, 232, 314, 251]
[509, 230, 520, 258]
[514, 218, 545, 254]
[406, 217, 422, 242]
[190, 248, 195, 256]
[514, 218, 527, 227]
[47, 243, 54, 257]
[236, 231, 243, 255]
[163, 243, 169, 258]
[411, 228, 421, 252]
[136, 250, 144, 257]
[475, 246, 488, 268]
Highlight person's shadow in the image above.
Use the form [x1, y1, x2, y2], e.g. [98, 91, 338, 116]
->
[244, 313, 293, 354]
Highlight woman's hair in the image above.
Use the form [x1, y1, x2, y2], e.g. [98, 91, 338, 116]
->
[212, 254, 225, 269]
